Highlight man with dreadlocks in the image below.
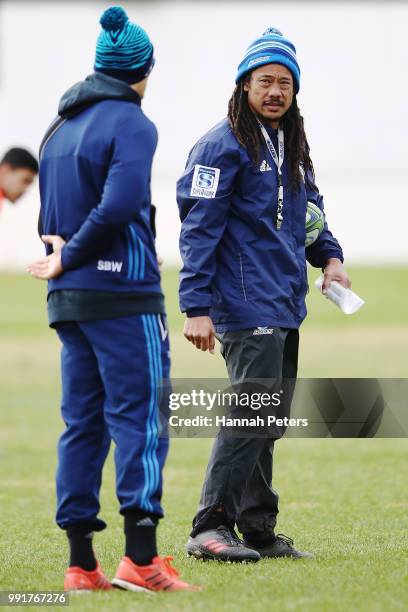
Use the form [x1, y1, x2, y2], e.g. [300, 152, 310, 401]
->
[176, 28, 350, 562]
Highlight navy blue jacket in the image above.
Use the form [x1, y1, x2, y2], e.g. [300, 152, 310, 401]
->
[40, 73, 161, 296]
[177, 119, 343, 332]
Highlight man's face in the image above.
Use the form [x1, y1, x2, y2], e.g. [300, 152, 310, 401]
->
[244, 64, 294, 125]
[0, 165, 37, 203]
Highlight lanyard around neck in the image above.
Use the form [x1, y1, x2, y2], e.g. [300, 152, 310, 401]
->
[257, 121, 285, 230]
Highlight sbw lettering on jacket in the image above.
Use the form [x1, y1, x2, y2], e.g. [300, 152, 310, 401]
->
[97, 260, 123, 272]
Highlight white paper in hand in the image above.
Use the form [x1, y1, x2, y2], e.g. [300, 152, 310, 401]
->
[315, 276, 365, 315]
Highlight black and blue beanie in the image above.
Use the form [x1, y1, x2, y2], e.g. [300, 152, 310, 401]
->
[94, 6, 155, 84]
[236, 28, 300, 93]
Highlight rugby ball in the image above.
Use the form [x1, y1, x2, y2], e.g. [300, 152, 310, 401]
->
[305, 201, 325, 247]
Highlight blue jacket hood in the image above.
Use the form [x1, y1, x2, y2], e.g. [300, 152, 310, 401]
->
[58, 72, 141, 118]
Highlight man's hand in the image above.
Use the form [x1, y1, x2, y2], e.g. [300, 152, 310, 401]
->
[27, 234, 66, 280]
[322, 257, 351, 294]
[183, 316, 216, 354]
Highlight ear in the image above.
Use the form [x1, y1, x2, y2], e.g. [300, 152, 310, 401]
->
[243, 79, 250, 92]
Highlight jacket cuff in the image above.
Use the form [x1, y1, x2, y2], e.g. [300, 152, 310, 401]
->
[321, 251, 344, 271]
[186, 307, 210, 318]
[60, 246, 71, 271]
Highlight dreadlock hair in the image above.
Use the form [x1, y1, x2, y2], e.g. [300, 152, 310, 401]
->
[227, 77, 314, 192]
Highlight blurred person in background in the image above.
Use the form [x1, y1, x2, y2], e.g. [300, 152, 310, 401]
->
[28, 5, 196, 594]
[0, 148, 38, 212]
[177, 28, 350, 563]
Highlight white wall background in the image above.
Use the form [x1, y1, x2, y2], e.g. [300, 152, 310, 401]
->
[0, 0, 407, 269]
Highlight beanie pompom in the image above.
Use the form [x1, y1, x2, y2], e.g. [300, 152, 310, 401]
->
[263, 27, 283, 37]
[100, 6, 128, 32]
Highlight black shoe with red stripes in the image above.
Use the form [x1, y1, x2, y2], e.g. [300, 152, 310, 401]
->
[186, 525, 261, 563]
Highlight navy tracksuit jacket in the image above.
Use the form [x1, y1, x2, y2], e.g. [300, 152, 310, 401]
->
[39, 73, 169, 530]
[40, 74, 161, 294]
[177, 118, 343, 331]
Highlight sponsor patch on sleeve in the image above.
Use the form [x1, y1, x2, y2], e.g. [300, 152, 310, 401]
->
[190, 165, 220, 199]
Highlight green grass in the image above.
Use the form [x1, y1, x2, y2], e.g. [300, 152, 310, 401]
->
[0, 268, 407, 611]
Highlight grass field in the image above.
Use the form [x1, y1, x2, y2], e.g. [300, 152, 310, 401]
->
[0, 267, 407, 611]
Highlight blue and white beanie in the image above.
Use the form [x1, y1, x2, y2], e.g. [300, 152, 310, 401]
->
[94, 6, 155, 84]
[236, 28, 300, 93]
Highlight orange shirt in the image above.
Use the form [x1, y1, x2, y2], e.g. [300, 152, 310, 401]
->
[0, 188, 4, 214]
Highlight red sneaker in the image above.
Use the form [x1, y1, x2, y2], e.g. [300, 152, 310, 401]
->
[64, 562, 112, 591]
[112, 555, 199, 593]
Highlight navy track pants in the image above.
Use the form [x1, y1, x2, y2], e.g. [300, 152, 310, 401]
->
[55, 313, 170, 532]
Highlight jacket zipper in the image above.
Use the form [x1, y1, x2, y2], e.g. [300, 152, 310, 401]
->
[238, 252, 247, 301]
